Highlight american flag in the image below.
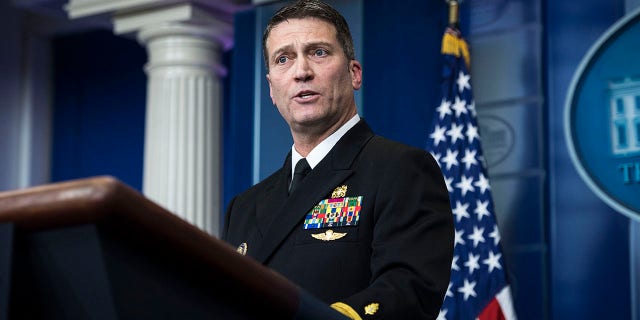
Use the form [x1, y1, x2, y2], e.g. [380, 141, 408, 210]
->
[426, 27, 517, 320]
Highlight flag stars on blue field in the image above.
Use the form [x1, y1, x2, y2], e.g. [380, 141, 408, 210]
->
[464, 253, 480, 274]
[455, 175, 475, 196]
[431, 125, 447, 146]
[489, 225, 501, 246]
[453, 230, 467, 249]
[446, 282, 455, 298]
[461, 149, 478, 169]
[483, 251, 503, 273]
[427, 28, 515, 319]
[452, 256, 461, 271]
[444, 177, 454, 193]
[454, 229, 466, 247]
[475, 200, 491, 221]
[458, 279, 477, 301]
[468, 226, 486, 247]
[447, 122, 465, 143]
[467, 100, 477, 117]
[452, 96, 468, 117]
[466, 122, 479, 142]
[452, 201, 470, 222]
[441, 149, 459, 170]
[474, 173, 491, 194]
[437, 309, 449, 320]
[437, 98, 453, 119]
[457, 71, 471, 92]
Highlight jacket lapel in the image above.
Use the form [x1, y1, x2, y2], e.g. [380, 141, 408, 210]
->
[253, 120, 375, 264]
[254, 156, 291, 240]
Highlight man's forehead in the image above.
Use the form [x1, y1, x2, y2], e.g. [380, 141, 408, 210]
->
[266, 17, 338, 50]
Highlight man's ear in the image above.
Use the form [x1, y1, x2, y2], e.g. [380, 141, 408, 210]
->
[266, 74, 275, 104]
[349, 60, 362, 90]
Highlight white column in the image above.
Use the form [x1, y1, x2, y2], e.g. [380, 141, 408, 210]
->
[138, 22, 225, 236]
[64, 1, 236, 236]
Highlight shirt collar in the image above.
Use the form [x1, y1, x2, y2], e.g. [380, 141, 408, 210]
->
[291, 114, 361, 177]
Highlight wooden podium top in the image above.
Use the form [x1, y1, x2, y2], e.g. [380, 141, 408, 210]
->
[0, 176, 302, 318]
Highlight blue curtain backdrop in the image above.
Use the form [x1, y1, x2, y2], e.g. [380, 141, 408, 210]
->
[51, 30, 147, 190]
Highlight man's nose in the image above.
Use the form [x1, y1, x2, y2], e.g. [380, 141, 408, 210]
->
[294, 57, 313, 82]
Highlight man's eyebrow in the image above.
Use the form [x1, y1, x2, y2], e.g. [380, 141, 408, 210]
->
[270, 44, 294, 62]
[305, 41, 334, 49]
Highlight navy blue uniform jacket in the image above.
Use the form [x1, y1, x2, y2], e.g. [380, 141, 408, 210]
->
[223, 120, 454, 319]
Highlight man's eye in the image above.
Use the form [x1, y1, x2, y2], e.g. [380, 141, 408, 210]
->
[313, 49, 327, 57]
[277, 56, 288, 64]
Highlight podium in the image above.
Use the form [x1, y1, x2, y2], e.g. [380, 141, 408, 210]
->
[0, 176, 347, 320]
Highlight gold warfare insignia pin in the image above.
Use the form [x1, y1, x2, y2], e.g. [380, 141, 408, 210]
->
[236, 242, 248, 255]
[331, 185, 347, 198]
[364, 302, 379, 315]
[311, 229, 347, 241]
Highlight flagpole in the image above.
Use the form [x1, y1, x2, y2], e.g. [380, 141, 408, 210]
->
[447, 0, 460, 29]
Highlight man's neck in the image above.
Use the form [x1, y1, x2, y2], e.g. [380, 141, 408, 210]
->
[290, 114, 360, 174]
[292, 111, 357, 157]
[293, 134, 331, 157]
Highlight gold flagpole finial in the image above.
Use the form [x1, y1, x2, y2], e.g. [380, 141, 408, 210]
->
[447, 0, 460, 28]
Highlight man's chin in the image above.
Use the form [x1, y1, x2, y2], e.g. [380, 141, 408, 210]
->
[291, 118, 329, 133]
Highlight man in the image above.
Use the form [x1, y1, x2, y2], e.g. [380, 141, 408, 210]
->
[222, 0, 454, 319]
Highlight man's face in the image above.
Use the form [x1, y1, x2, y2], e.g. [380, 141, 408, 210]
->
[265, 18, 362, 136]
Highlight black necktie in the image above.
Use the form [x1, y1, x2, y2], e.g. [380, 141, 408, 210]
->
[289, 158, 311, 195]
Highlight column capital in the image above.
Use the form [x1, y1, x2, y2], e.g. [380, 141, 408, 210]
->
[64, 0, 244, 50]
[65, 0, 250, 19]
[115, 3, 233, 50]
[139, 20, 229, 77]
